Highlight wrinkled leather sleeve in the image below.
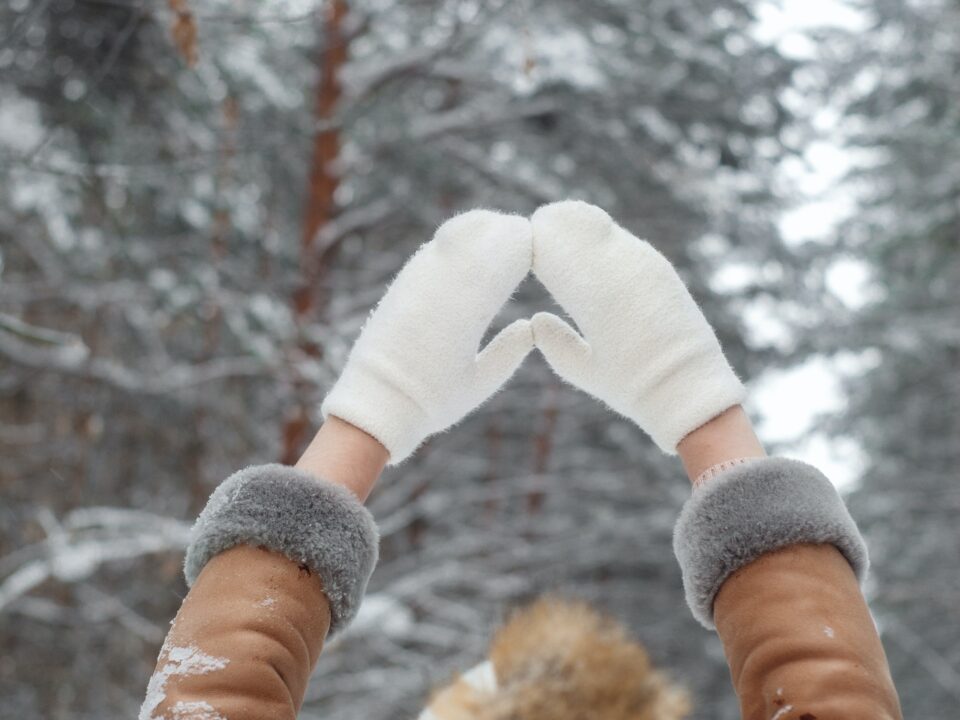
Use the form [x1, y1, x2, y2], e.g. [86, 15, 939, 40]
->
[713, 543, 902, 720]
[142, 545, 330, 720]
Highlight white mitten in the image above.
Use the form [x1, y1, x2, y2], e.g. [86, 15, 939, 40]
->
[322, 210, 534, 463]
[530, 200, 745, 453]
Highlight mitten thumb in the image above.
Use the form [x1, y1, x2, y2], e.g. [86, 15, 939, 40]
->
[531, 312, 592, 387]
[473, 319, 535, 401]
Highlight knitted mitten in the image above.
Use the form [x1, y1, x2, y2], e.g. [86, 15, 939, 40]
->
[530, 200, 744, 452]
[323, 210, 534, 463]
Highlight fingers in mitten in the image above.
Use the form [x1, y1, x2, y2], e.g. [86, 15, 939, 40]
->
[427, 210, 533, 331]
[531, 312, 592, 386]
[473, 318, 535, 400]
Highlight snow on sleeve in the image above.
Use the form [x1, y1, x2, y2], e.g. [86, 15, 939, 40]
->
[139, 643, 229, 720]
[169, 701, 226, 720]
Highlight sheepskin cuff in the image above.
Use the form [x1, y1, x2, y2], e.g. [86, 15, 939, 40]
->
[184, 463, 379, 635]
[672, 457, 868, 630]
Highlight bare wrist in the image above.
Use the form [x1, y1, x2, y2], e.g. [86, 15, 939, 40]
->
[676, 405, 765, 485]
[295, 416, 388, 502]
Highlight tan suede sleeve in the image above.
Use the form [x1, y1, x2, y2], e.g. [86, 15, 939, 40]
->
[141, 545, 330, 720]
[713, 543, 902, 720]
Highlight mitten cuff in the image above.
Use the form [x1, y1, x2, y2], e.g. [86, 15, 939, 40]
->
[321, 357, 431, 464]
[184, 463, 379, 635]
[639, 358, 746, 454]
[672, 457, 868, 629]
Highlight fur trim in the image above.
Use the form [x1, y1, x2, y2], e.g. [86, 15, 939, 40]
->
[183, 463, 379, 636]
[423, 598, 690, 720]
[673, 457, 869, 629]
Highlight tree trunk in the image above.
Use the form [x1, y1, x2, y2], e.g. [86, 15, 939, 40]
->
[281, 0, 349, 465]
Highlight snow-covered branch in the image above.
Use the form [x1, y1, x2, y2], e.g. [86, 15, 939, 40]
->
[0, 508, 189, 613]
[407, 97, 559, 142]
[0, 316, 268, 394]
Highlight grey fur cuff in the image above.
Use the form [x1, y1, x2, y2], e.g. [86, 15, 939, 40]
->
[672, 457, 868, 630]
[184, 463, 379, 636]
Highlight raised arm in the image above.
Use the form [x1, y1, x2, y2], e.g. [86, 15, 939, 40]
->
[140, 418, 384, 720]
[140, 210, 535, 719]
[531, 200, 902, 719]
[677, 410, 901, 719]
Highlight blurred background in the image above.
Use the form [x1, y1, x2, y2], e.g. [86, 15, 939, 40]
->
[0, 0, 956, 717]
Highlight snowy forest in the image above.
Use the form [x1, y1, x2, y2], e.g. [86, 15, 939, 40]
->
[0, 0, 957, 717]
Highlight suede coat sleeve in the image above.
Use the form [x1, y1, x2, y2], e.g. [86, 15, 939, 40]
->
[714, 543, 902, 720]
[674, 458, 903, 718]
[140, 464, 378, 720]
[140, 545, 331, 720]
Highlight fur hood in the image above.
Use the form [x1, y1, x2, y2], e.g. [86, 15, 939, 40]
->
[422, 598, 689, 720]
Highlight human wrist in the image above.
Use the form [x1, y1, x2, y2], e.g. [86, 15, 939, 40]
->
[676, 405, 766, 485]
[295, 416, 388, 502]
[692, 457, 759, 489]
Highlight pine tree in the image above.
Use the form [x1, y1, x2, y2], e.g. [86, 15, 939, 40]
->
[806, 1, 960, 713]
[0, 1, 801, 716]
